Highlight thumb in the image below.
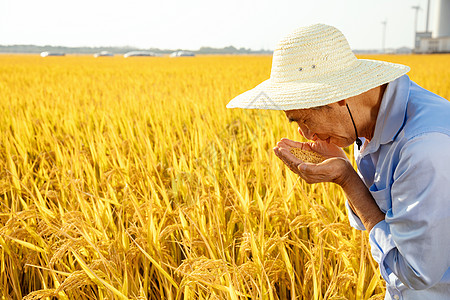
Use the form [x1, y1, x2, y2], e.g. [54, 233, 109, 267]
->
[298, 162, 313, 172]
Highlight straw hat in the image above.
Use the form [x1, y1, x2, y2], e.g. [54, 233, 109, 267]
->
[226, 24, 410, 110]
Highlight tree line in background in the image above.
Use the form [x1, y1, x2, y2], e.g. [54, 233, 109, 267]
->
[0, 44, 273, 55]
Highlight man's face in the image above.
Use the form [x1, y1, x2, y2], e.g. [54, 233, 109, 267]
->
[284, 102, 354, 148]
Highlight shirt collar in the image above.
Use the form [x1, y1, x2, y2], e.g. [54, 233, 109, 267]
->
[360, 75, 411, 156]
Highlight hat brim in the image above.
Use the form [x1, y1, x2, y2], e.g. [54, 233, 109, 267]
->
[226, 59, 410, 110]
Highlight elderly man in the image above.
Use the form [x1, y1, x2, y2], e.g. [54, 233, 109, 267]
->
[226, 24, 450, 299]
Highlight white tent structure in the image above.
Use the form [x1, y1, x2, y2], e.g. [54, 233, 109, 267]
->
[40, 51, 65, 57]
[123, 51, 157, 57]
[94, 51, 114, 57]
[170, 51, 195, 57]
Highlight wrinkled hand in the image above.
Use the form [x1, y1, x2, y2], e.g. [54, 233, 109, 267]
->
[273, 138, 353, 186]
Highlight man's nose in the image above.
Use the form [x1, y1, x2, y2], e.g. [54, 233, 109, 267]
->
[298, 126, 312, 140]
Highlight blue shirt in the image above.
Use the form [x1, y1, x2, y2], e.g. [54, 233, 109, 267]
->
[346, 75, 450, 299]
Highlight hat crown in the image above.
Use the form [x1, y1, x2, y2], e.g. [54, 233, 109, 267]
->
[271, 24, 357, 83]
[226, 23, 409, 111]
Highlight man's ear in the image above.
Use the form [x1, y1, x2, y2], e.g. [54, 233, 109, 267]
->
[337, 99, 346, 106]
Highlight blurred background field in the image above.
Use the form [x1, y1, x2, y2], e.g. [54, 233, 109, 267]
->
[0, 54, 449, 299]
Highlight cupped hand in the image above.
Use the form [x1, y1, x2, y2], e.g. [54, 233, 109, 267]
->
[276, 138, 348, 160]
[273, 138, 353, 185]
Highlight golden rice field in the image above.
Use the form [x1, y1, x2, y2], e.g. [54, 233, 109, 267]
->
[0, 53, 449, 300]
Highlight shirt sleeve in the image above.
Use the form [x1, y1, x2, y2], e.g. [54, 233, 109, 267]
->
[345, 200, 366, 231]
[369, 132, 450, 290]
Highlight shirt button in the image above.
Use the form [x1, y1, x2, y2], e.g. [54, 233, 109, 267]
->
[393, 295, 399, 300]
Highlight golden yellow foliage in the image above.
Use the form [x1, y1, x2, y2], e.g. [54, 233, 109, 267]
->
[0, 54, 448, 299]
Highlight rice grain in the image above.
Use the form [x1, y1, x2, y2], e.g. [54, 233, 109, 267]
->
[289, 148, 325, 164]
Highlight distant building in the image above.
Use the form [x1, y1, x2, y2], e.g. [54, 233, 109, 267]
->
[415, 0, 450, 53]
[395, 47, 413, 54]
[170, 51, 195, 57]
[417, 36, 450, 53]
[123, 51, 156, 57]
[94, 51, 114, 57]
[40, 51, 65, 57]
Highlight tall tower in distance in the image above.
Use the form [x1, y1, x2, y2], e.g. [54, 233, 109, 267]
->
[433, 0, 450, 38]
[415, 0, 450, 53]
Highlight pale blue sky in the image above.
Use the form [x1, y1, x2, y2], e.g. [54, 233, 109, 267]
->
[0, 0, 434, 50]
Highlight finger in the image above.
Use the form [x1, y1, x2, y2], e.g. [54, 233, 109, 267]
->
[297, 162, 326, 184]
[274, 147, 302, 175]
[297, 158, 348, 184]
[278, 147, 302, 163]
[308, 140, 328, 152]
[278, 148, 303, 174]
[273, 146, 282, 158]
[282, 139, 316, 152]
[276, 140, 292, 149]
[273, 147, 292, 165]
[297, 162, 317, 174]
[280, 138, 306, 149]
